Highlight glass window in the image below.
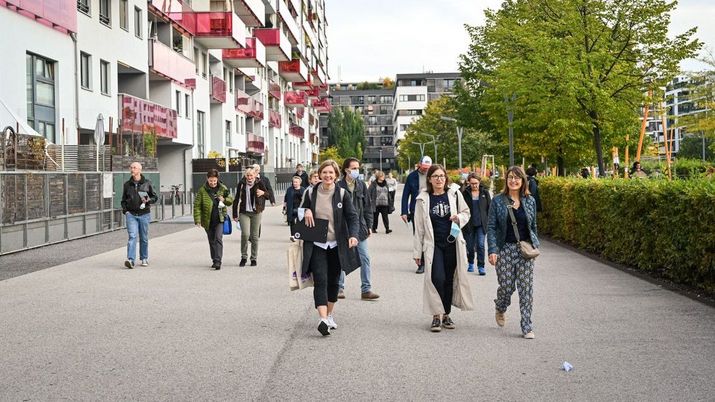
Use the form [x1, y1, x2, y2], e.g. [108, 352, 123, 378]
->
[99, 0, 111, 25]
[197, 111, 205, 157]
[77, 0, 90, 14]
[225, 120, 231, 146]
[100, 60, 110, 95]
[134, 7, 142, 38]
[80, 52, 91, 89]
[175, 90, 181, 114]
[26, 53, 56, 143]
[185, 94, 191, 119]
[119, 0, 128, 30]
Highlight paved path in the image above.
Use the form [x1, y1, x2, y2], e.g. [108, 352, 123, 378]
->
[1, 192, 714, 401]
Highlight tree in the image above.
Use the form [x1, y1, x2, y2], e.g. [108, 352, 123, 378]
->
[319, 146, 344, 167]
[460, 0, 702, 176]
[381, 77, 395, 89]
[677, 135, 714, 161]
[326, 107, 365, 160]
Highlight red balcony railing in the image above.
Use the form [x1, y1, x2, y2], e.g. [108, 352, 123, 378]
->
[149, 39, 194, 83]
[211, 75, 226, 103]
[293, 74, 312, 90]
[3, 0, 77, 33]
[235, 90, 264, 120]
[118, 93, 177, 139]
[149, 0, 194, 33]
[247, 133, 265, 154]
[289, 125, 305, 139]
[222, 37, 265, 68]
[174, 11, 244, 48]
[279, 59, 308, 82]
[284, 91, 308, 107]
[296, 107, 305, 119]
[249, 100, 264, 120]
[253, 28, 290, 61]
[305, 86, 319, 98]
[268, 82, 281, 100]
[269, 110, 281, 128]
[312, 97, 332, 113]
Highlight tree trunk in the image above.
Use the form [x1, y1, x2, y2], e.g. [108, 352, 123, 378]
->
[590, 111, 606, 177]
[557, 143, 565, 176]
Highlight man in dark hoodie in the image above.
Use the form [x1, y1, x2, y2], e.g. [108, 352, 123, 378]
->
[121, 162, 158, 269]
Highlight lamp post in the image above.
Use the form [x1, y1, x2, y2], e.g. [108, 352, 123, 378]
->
[425, 134, 437, 164]
[413, 141, 428, 163]
[440, 116, 462, 169]
[379, 148, 383, 171]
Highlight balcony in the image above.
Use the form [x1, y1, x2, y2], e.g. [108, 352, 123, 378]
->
[269, 110, 281, 128]
[149, 39, 194, 83]
[253, 28, 291, 62]
[234, 0, 264, 27]
[246, 133, 265, 154]
[245, 75, 262, 95]
[210, 76, 226, 103]
[222, 37, 265, 68]
[296, 107, 305, 119]
[248, 100, 264, 120]
[312, 66, 327, 86]
[279, 59, 308, 82]
[293, 74, 312, 90]
[178, 11, 246, 49]
[118, 93, 177, 139]
[312, 97, 332, 113]
[276, 2, 299, 44]
[3, 0, 77, 33]
[235, 90, 264, 120]
[268, 82, 281, 100]
[289, 125, 305, 139]
[304, 86, 319, 99]
[149, 0, 194, 33]
[285, 91, 308, 107]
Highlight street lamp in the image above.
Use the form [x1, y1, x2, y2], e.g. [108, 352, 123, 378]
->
[413, 141, 428, 162]
[440, 116, 463, 169]
[425, 134, 437, 164]
[379, 148, 383, 171]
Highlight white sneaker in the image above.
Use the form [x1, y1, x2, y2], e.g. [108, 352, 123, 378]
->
[140, 259, 149, 267]
[318, 319, 331, 336]
[327, 314, 338, 330]
[523, 331, 535, 339]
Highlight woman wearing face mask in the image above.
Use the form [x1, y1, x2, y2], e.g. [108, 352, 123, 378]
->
[487, 166, 540, 339]
[194, 169, 233, 270]
[413, 164, 473, 332]
[233, 168, 269, 267]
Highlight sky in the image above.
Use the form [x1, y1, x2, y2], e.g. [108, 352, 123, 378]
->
[325, 0, 715, 83]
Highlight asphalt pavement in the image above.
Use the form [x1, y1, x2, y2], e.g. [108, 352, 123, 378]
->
[1, 189, 713, 401]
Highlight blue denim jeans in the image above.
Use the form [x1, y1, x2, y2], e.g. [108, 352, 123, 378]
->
[339, 238, 371, 293]
[465, 226, 486, 268]
[126, 212, 151, 262]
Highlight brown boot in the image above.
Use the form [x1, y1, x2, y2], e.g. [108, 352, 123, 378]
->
[361, 291, 380, 300]
[495, 310, 506, 327]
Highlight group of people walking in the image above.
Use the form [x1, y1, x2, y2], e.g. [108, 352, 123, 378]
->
[121, 158, 540, 340]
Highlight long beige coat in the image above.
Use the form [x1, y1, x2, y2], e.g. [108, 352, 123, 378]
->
[413, 184, 475, 315]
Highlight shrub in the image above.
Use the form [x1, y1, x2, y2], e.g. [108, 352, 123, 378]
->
[538, 177, 715, 295]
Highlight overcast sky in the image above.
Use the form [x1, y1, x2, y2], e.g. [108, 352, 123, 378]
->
[325, 0, 715, 83]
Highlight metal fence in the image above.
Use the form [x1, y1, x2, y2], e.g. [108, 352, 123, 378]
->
[0, 172, 192, 255]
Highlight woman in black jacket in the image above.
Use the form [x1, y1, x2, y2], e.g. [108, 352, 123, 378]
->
[232, 168, 269, 266]
[301, 160, 360, 336]
[461, 173, 491, 275]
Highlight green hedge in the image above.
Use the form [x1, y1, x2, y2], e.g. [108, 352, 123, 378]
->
[538, 177, 715, 295]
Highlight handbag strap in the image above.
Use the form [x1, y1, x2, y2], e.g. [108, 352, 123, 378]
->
[506, 203, 521, 243]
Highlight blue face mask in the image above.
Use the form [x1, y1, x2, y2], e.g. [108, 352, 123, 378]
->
[349, 169, 360, 179]
[447, 222, 461, 243]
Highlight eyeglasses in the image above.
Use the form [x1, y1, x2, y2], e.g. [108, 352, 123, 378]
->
[507, 175, 522, 181]
[430, 175, 446, 180]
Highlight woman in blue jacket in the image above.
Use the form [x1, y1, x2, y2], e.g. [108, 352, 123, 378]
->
[487, 166, 539, 339]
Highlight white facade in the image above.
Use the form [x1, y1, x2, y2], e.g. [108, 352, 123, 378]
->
[1, 0, 330, 190]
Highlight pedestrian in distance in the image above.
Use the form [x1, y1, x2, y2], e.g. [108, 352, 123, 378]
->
[233, 168, 269, 266]
[121, 162, 158, 269]
[299, 160, 360, 336]
[526, 166, 542, 212]
[251, 164, 276, 205]
[294, 163, 310, 188]
[284, 176, 306, 241]
[413, 164, 474, 332]
[337, 157, 380, 301]
[308, 169, 320, 188]
[368, 170, 392, 234]
[385, 171, 397, 213]
[487, 166, 540, 339]
[193, 169, 233, 270]
[630, 161, 647, 178]
[461, 173, 491, 275]
[402, 155, 433, 274]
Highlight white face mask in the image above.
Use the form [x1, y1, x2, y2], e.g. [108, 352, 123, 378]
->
[349, 169, 360, 179]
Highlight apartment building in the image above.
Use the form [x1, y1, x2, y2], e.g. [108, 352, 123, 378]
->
[323, 82, 395, 172]
[0, 0, 330, 189]
[393, 72, 460, 144]
[645, 75, 710, 157]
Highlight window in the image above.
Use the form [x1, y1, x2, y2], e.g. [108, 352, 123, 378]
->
[197, 111, 205, 157]
[77, 0, 90, 15]
[351, 96, 364, 104]
[399, 94, 425, 102]
[229, 71, 233, 93]
[201, 52, 207, 78]
[119, 0, 128, 30]
[185, 94, 191, 119]
[225, 120, 231, 146]
[99, 0, 111, 25]
[26, 53, 56, 143]
[194, 47, 200, 74]
[174, 90, 182, 114]
[134, 7, 142, 38]
[367, 95, 376, 104]
[80, 52, 91, 90]
[100, 60, 109, 95]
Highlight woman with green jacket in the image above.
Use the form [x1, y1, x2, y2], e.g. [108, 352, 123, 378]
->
[193, 169, 233, 270]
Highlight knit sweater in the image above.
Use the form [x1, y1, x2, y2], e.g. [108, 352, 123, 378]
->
[315, 184, 336, 242]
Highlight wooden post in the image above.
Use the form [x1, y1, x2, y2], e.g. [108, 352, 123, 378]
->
[662, 111, 672, 180]
[625, 134, 630, 178]
[636, 89, 652, 161]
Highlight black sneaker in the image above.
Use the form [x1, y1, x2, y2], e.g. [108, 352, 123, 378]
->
[250, 260, 257, 266]
[239, 258, 247, 267]
[430, 317, 442, 332]
[124, 260, 134, 269]
[416, 265, 425, 274]
[318, 320, 331, 336]
[211, 262, 221, 270]
[386, 229, 392, 234]
[441, 315, 455, 329]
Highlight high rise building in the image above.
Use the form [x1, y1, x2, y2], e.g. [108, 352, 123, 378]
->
[0, 0, 331, 189]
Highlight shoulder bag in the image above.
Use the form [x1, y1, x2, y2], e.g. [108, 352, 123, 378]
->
[507, 205, 540, 260]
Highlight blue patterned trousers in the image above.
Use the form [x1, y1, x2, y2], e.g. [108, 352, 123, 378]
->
[494, 242, 534, 334]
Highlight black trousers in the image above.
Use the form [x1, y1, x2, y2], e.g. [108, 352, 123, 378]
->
[372, 206, 390, 231]
[206, 223, 223, 263]
[310, 245, 341, 308]
[431, 242, 457, 315]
